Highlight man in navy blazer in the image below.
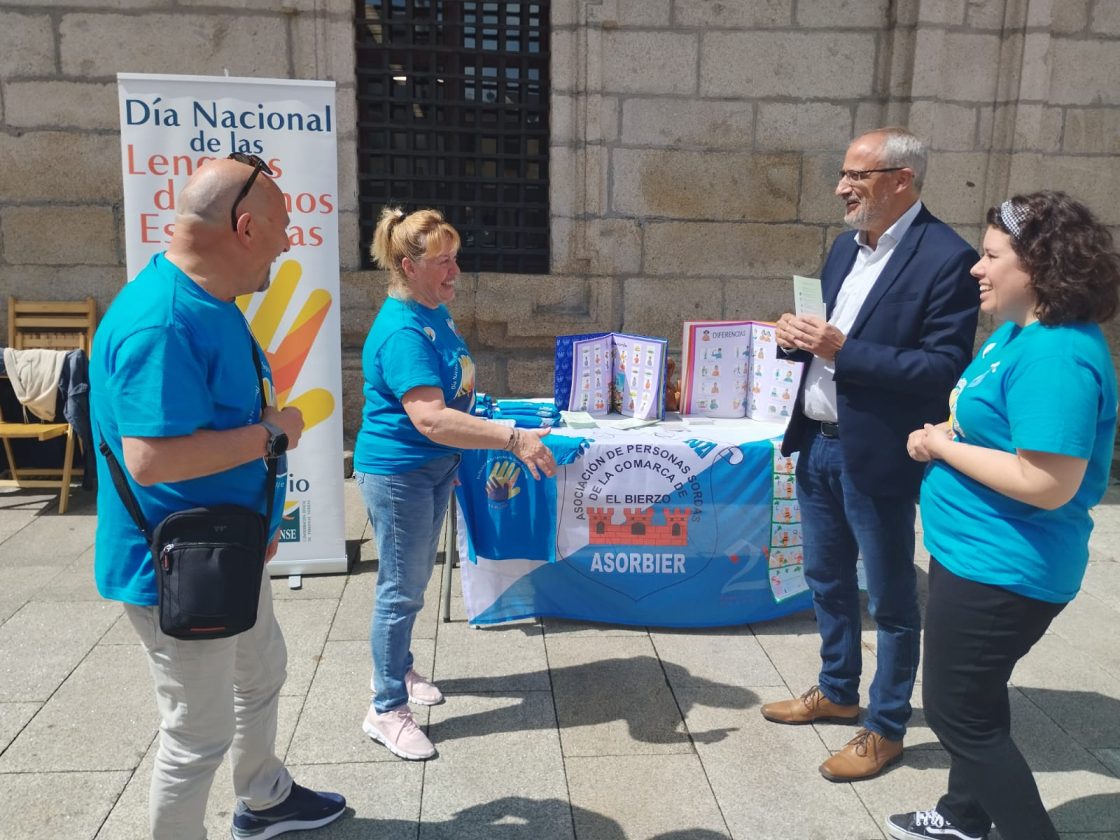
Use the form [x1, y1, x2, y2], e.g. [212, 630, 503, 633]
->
[760, 128, 979, 782]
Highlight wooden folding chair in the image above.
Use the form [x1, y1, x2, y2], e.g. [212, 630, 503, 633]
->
[8, 297, 98, 355]
[1, 297, 98, 513]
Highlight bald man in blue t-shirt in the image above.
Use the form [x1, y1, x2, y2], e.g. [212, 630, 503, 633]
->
[91, 156, 345, 840]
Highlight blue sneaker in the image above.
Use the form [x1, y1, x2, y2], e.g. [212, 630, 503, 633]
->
[230, 783, 346, 839]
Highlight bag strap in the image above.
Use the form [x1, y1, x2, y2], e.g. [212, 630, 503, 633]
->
[99, 437, 153, 542]
[248, 338, 279, 535]
[98, 333, 279, 541]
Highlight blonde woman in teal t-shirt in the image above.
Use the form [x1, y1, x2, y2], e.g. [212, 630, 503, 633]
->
[354, 207, 556, 762]
[886, 192, 1120, 840]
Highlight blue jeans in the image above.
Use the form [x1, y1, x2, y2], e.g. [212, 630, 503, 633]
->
[356, 453, 459, 713]
[796, 432, 920, 742]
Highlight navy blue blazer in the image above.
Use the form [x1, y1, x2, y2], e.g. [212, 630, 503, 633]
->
[780, 205, 980, 498]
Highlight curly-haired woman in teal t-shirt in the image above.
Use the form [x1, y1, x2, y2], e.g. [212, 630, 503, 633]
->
[888, 191, 1120, 840]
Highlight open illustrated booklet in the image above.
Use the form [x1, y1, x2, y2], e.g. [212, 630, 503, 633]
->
[554, 332, 668, 420]
[678, 320, 806, 420]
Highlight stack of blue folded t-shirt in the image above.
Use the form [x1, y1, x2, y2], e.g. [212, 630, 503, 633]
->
[492, 399, 561, 428]
[471, 394, 561, 428]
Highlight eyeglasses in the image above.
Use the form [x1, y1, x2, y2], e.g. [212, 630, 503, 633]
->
[837, 167, 904, 183]
[228, 153, 274, 232]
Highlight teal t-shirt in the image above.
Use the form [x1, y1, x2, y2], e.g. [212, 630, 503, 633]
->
[353, 296, 476, 474]
[90, 253, 286, 606]
[921, 319, 1117, 603]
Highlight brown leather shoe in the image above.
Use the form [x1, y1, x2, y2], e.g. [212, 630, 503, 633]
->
[819, 728, 903, 782]
[760, 685, 860, 725]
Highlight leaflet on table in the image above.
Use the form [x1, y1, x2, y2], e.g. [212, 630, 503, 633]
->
[559, 410, 598, 429]
[679, 320, 804, 421]
[563, 332, 667, 420]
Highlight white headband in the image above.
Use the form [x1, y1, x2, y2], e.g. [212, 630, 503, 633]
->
[999, 200, 1031, 240]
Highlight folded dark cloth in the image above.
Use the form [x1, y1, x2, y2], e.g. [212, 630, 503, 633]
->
[60, 349, 96, 490]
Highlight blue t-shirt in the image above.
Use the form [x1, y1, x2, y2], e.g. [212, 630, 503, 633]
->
[921, 320, 1117, 603]
[90, 253, 286, 606]
[353, 296, 476, 474]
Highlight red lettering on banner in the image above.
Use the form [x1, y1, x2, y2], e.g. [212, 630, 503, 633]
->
[125, 144, 219, 178]
[139, 213, 174, 244]
[288, 226, 325, 248]
[283, 192, 336, 216]
[139, 213, 161, 243]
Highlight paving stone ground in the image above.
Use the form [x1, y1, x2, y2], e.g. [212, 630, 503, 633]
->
[2, 481, 1118, 840]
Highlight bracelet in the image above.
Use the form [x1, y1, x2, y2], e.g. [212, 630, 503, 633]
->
[503, 426, 518, 451]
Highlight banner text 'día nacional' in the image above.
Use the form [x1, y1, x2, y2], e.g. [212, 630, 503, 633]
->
[121, 91, 335, 249]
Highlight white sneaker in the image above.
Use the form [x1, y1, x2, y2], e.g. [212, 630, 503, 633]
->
[405, 668, 444, 705]
[362, 705, 436, 761]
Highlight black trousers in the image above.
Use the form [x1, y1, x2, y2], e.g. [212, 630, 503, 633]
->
[923, 557, 1065, 840]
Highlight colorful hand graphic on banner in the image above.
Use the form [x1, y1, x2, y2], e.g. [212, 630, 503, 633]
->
[237, 258, 334, 432]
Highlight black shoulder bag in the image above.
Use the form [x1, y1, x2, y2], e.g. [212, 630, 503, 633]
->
[100, 340, 277, 640]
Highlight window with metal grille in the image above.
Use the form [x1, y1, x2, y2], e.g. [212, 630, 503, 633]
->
[355, 0, 550, 273]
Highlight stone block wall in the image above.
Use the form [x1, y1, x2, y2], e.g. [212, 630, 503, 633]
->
[520, 0, 1120, 397]
[2, 0, 1119, 440]
[0, 0, 359, 327]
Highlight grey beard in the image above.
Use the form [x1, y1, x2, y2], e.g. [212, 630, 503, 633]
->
[843, 209, 870, 229]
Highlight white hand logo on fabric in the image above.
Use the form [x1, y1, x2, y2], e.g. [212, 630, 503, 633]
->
[967, 361, 1001, 389]
[948, 378, 965, 439]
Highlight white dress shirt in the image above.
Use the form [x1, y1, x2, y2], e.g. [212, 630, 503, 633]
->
[801, 200, 923, 423]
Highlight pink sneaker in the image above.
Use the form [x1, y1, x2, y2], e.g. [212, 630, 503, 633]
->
[367, 669, 445, 705]
[405, 668, 444, 706]
[362, 705, 436, 760]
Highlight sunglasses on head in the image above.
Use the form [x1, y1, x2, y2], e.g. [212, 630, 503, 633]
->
[227, 153, 274, 232]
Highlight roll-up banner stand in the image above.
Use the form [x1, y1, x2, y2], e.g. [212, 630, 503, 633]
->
[117, 73, 347, 575]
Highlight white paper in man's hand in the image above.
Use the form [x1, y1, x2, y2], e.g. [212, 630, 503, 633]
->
[793, 275, 826, 320]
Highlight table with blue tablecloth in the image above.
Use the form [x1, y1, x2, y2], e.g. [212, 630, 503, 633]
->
[454, 417, 814, 627]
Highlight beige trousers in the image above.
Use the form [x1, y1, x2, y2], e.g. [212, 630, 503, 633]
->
[125, 576, 291, 840]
